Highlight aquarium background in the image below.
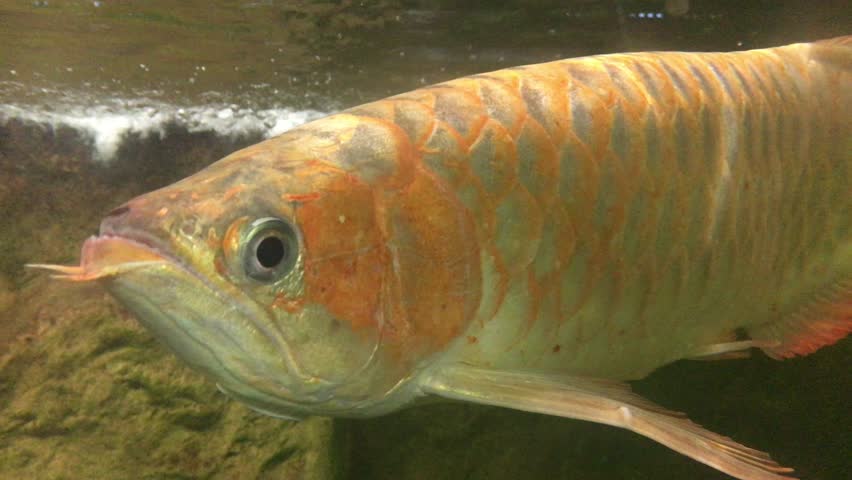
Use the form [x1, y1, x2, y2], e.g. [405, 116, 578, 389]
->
[0, 1, 849, 479]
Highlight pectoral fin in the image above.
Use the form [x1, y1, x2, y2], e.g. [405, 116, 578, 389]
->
[421, 364, 795, 480]
[686, 340, 766, 360]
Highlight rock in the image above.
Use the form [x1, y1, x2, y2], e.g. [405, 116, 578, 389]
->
[0, 300, 346, 480]
[0, 276, 14, 313]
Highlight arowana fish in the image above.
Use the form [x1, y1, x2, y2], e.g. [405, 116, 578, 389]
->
[32, 36, 851, 479]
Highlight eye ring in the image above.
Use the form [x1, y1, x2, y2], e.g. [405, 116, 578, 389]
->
[241, 217, 299, 282]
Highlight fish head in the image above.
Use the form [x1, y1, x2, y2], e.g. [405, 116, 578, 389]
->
[32, 127, 470, 419]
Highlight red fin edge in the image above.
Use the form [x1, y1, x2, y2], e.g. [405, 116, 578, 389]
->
[750, 279, 852, 360]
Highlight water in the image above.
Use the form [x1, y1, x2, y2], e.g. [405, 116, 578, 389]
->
[0, 1, 849, 479]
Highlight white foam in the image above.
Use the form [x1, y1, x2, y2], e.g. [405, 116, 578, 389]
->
[0, 98, 327, 162]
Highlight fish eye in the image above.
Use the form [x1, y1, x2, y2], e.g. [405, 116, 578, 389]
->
[241, 217, 298, 282]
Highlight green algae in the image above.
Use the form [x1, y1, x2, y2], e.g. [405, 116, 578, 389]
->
[0, 297, 345, 480]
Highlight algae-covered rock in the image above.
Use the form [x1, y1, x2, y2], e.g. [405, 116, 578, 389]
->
[0, 290, 346, 480]
[0, 276, 14, 313]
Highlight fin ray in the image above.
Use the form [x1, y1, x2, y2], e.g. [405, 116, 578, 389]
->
[749, 278, 852, 359]
[686, 340, 776, 361]
[423, 364, 795, 480]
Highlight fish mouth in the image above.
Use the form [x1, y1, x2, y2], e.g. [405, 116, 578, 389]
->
[27, 234, 172, 282]
[28, 228, 232, 306]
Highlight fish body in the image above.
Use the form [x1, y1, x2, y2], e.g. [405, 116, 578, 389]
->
[33, 37, 851, 479]
[401, 38, 852, 380]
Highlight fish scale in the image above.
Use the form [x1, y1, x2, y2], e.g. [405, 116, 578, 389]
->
[343, 44, 850, 379]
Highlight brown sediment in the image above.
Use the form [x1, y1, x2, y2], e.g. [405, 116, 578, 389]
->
[0, 289, 345, 479]
[0, 276, 15, 313]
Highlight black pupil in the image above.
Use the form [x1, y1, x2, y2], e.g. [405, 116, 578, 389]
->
[256, 235, 286, 268]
